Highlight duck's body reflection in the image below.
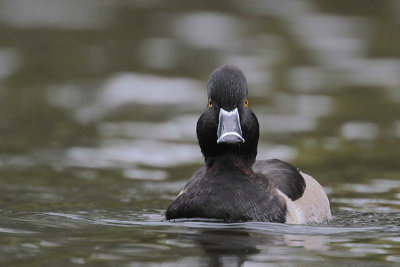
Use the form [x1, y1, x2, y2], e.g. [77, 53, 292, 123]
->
[178, 224, 329, 267]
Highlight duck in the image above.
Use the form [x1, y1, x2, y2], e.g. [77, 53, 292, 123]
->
[166, 65, 331, 224]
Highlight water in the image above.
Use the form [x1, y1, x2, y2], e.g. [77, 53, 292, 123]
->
[1, 0, 400, 265]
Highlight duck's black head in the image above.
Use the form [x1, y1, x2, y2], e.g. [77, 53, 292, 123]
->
[196, 65, 259, 169]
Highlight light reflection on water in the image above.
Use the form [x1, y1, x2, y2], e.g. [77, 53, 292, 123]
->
[46, 73, 203, 124]
[0, 0, 111, 29]
[66, 140, 201, 168]
[1, 209, 400, 265]
[1, 0, 400, 265]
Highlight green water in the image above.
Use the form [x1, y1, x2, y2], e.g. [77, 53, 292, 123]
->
[1, 0, 400, 266]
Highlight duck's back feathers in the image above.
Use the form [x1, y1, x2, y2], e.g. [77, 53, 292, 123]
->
[252, 159, 305, 201]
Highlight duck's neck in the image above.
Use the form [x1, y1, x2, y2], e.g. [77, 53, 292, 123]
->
[205, 154, 255, 175]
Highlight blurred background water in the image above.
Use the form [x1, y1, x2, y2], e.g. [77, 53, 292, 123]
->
[0, 0, 400, 266]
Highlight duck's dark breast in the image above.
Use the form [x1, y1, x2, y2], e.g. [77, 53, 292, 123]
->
[166, 169, 288, 223]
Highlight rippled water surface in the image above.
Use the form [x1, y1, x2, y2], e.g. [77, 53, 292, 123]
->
[1, 0, 400, 266]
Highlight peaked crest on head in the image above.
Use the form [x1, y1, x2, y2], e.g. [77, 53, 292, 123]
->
[207, 65, 248, 109]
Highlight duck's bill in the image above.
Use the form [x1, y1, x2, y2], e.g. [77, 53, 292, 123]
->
[217, 108, 245, 144]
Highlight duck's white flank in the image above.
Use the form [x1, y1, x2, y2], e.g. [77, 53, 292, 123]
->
[276, 172, 331, 224]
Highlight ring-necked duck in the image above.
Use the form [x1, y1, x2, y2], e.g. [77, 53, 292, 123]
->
[166, 65, 331, 224]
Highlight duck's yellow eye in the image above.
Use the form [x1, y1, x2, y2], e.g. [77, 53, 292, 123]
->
[208, 99, 213, 107]
[244, 98, 249, 107]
